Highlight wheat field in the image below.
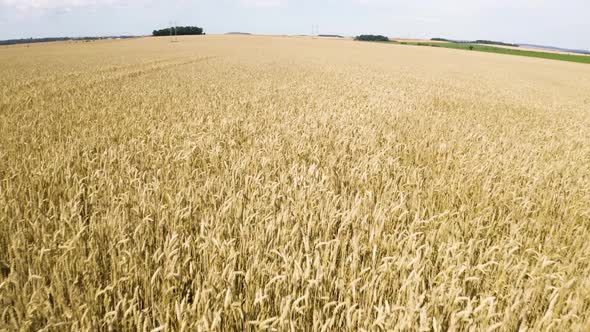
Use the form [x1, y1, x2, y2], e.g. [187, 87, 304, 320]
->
[1, 35, 590, 331]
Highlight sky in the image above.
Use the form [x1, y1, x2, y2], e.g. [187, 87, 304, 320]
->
[0, 0, 589, 50]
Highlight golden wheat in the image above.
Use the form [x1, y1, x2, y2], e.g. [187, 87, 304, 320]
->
[1, 35, 590, 331]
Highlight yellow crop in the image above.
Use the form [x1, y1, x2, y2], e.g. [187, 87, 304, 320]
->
[1, 35, 590, 331]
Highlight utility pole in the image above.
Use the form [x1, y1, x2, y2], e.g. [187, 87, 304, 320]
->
[312, 24, 319, 38]
[169, 20, 179, 42]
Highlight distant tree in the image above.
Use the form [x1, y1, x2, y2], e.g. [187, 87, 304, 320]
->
[431, 37, 518, 47]
[354, 35, 389, 42]
[153, 26, 204, 37]
[0, 36, 137, 46]
[475, 40, 518, 47]
[469, 46, 474, 50]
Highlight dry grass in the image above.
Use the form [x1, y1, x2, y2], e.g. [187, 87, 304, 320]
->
[1, 35, 590, 331]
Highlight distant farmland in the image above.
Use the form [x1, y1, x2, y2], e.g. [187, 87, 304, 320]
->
[391, 40, 590, 64]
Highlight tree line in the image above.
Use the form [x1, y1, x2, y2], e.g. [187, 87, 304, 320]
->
[0, 36, 136, 46]
[354, 35, 389, 42]
[431, 38, 518, 47]
[153, 26, 204, 37]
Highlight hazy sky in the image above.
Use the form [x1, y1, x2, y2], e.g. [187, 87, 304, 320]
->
[1, 0, 589, 50]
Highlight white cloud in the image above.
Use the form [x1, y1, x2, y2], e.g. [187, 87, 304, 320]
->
[0, 0, 286, 15]
[0, 0, 147, 13]
[240, 0, 288, 8]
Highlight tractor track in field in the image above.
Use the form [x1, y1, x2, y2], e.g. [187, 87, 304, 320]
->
[0, 56, 219, 112]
